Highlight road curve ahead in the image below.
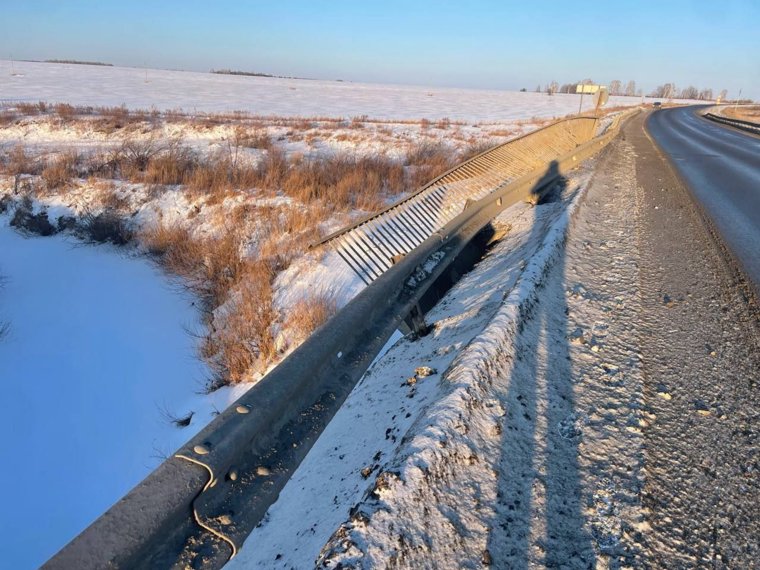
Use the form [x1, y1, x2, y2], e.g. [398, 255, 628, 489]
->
[647, 106, 760, 291]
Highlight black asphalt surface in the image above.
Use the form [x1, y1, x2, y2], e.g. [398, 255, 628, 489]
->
[647, 106, 760, 290]
[630, 111, 760, 567]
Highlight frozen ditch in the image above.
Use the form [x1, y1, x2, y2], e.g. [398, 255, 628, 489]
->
[0, 218, 249, 570]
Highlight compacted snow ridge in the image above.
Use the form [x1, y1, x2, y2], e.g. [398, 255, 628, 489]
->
[312, 133, 651, 569]
[226, 162, 598, 568]
[314, 180, 596, 569]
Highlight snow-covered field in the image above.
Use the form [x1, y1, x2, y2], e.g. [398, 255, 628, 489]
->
[0, 59, 653, 122]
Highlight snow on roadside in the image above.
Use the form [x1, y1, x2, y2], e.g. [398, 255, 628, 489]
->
[318, 139, 649, 568]
[273, 249, 366, 312]
[226, 163, 596, 569]
[314, 176, 590, 569]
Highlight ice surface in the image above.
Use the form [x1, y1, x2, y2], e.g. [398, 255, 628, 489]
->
[0, 219, 246, 569]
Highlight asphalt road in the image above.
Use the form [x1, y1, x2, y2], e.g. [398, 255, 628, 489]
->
[647, 105, 760, 291]
[629, 111, 760, 567]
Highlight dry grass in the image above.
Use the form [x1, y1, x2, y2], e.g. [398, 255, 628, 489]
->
[16, 102, 46, 115]
[143, 142, 197, 185]
[54, 103, 76, 122]
[96, 182, 131, 211]
[141, 223, 248, 309]
[207, 261, 276, 383]
[133, 188, 350, 384]
[236, 127, 272, 149]
[92, 105, 138, 134]
[0, 111, 18, 127]
[0, 110, 488, 387]
[405, 141, 458, 188]
[3, 101, 474, 132]
[2, 145, 43, 175]
[285, 290, 338, 346]
[139, 220, 278, 382]
[488, 129, 517, 137]
[724, 105, 760, 122]
[280, 154, 405, 211]
[41, 151, 79, 190]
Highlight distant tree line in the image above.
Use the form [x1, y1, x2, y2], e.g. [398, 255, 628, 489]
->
[534, 78, 643, 97]
[24, 59, 114, 66]
[210, 69, 307, 80]
[530, 77, 729, 101]
[646, 83, 723, 101]
[212, 69, 278, 78]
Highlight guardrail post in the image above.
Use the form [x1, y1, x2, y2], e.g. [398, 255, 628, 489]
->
[401, 303, 430, 337]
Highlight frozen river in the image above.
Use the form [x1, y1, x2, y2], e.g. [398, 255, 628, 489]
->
[0, 219, 246, 569]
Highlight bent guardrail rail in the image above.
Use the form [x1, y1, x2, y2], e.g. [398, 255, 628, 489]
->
[44, 108, 638, 570]
[703, 112, 760, 136]
[311, 115, 602, 284]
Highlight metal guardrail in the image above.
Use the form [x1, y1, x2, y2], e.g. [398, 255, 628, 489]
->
[312, 116, 600, 284]
[44, 108, 638, 570]
[703, 112, 760, 135]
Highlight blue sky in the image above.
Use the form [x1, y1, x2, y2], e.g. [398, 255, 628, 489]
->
[1, 0, 758, 98]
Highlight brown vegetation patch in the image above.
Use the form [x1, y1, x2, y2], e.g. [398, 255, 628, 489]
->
[285, 290, 338, 346]
[724, 105, 760, 122]
[2, 145, 43, 175]
[41, 151, 79, 190]
[0, 111, 493, 386]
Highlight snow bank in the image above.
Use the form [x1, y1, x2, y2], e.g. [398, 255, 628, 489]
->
[316, 175, 590, 568]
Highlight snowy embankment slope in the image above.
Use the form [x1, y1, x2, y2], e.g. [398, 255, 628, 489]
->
[0, 219, 249, 570]
[226, 161, 597, 568]
[317, 135, 648, 569]
[0, 60, 649, 122]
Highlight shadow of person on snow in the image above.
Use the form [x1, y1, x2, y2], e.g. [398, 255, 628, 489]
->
[485, 160, 597, 568]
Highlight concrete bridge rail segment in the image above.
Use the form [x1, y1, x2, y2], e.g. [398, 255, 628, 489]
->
[43, 109, 638, 570]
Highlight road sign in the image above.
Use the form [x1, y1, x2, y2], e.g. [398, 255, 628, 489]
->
[594, 87, 609, 110]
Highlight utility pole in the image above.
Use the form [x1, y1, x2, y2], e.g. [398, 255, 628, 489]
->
[578, 88, 585, 115]
[734, 88, 742, 114]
